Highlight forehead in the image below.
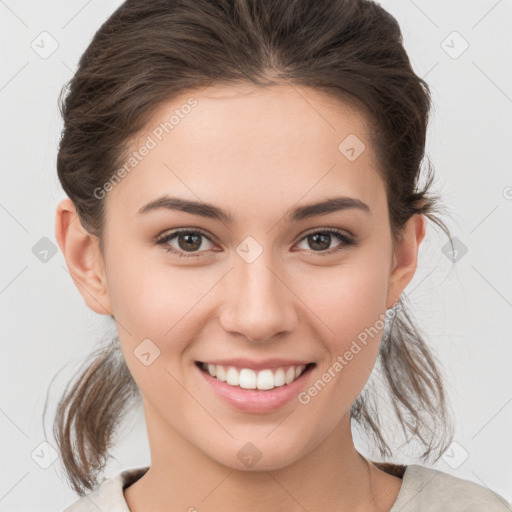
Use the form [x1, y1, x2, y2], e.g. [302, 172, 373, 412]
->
[105, 82, 386, 225]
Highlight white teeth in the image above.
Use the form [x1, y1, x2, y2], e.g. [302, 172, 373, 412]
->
[273, 368, 285, 386]
[216, 365, 226, 382]
[256, 369, 274, 390]
[200, 363, 308, 390]
[225, 367, 240, 386]
[239, 368, 257, 389]
[285, 367, 295, 384]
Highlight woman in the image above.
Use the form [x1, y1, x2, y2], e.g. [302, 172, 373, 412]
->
[49, 0, 511, 510]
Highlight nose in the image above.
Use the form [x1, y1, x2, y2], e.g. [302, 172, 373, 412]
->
[218, 254, 297, 343]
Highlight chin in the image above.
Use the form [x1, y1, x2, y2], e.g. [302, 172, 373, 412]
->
[204, 436, 310, 473]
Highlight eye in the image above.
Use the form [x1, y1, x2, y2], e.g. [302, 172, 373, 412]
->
[155, 229, 217, 258]
[155, 227, 356, 258]
[295, 228, 355, 256]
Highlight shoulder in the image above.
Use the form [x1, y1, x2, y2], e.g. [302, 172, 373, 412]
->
[390, 464, 512, 512]
[61, 466, 149, 512]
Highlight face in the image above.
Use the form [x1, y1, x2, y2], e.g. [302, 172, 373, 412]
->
[60, 82, 423, 472]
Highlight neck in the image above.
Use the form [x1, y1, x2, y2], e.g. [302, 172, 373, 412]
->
[124, 404, 398, 512]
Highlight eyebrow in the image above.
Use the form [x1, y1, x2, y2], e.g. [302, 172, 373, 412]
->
[137, 195, 371, 223]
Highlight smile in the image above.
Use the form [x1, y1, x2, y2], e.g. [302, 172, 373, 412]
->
[195, 361, 315, 391]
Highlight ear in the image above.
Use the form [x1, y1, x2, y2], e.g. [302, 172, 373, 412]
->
[55, 198, 113, 316]
[386, 214, 426, 310]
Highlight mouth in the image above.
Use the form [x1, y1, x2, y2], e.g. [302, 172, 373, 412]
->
[195, 361, 316, 391]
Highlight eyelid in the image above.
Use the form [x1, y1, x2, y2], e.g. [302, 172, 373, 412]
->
[155, 227, 216, 252]
[293, 227, 355, 257]
[299, 226, 353, 240]
[155, 226, 355, 258]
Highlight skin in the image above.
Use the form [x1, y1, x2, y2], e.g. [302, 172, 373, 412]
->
[55, 82, 425, 512]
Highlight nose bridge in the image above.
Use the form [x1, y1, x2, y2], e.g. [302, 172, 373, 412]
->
[219, 244, 296, 341]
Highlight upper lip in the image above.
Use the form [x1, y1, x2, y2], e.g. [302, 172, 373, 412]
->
[197, 358, 315, 371]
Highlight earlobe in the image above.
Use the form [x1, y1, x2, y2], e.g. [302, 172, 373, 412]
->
[386, 214, 426, 310]
[55, 198, 113, 316]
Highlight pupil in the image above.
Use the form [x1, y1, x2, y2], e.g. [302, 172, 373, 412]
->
[179, 233, 201, 251]
[309, 233, 330, 251]
[176, 233, 331, 252]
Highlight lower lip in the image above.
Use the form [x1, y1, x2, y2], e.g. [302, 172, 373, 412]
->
[196, 363, 315, 414]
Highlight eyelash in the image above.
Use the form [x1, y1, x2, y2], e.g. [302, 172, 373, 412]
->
[155, 227, 356, 259]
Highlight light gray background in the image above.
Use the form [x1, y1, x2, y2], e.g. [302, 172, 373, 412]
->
[1, 1, 511, 510]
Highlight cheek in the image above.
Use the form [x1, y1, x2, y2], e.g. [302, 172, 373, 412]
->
[105, 256, 203, 400]
[105, 246, 206, 331]
[293, 250, 391, 393]
[296, 256, 390, 342]
[289, 261, 391, 436]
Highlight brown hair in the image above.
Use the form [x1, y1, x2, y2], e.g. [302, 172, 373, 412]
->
[44, 0, 455, 496]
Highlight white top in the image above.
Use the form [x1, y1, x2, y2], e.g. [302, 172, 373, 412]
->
[61, 464, 512, 511]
